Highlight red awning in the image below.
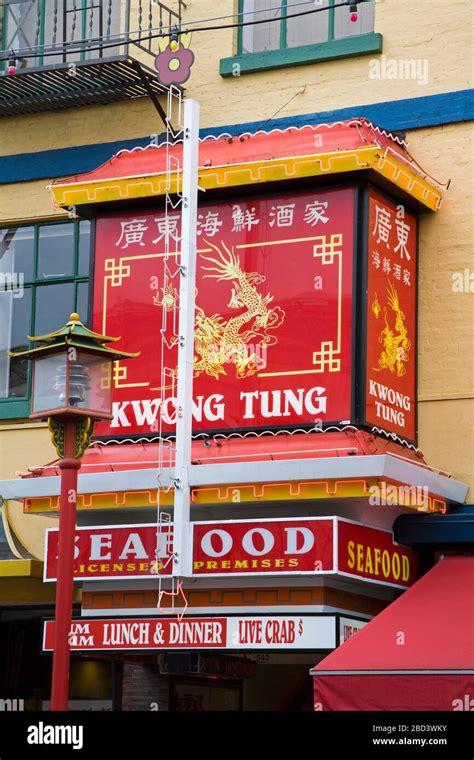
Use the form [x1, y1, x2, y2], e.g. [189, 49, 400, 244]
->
[49, 118, 445, 213]
[312, 555, 474, 710]
[51, 119, 410, 187]
[19, 429, 425, 478]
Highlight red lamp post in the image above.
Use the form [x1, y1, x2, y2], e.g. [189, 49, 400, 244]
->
[10, 313, 138, 710]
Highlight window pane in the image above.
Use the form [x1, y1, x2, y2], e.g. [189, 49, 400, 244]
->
[287, 0, 329, 47]
[37, 224, 74, 280]
[34, 282, 75, 336]
[334, 0, 375, 39]
[0, 226, 34, 283]
[242, 0, 282, 53]
[76, 281, 90, 324]
[0, 288, 32, 399]
[78, 220, 91, 277]
[3, 2, 38, 64]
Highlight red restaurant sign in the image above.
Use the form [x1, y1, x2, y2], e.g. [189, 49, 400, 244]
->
[364, 189, 417, 442]
[92, 187, 355, 436]
[44, 518, 418, 588]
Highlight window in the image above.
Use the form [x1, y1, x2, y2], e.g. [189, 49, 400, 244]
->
[0, 220, 91, 419]
[0, 1, 122, 71]
[220, 0, 381, 76]
[241, 0, 375, 53]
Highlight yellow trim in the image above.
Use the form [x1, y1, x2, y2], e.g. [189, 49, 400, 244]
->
[192, 480, 372, 504]
[25, 489, 175, 513]
[50, 148, 443, 213]
[0, 559, 44, 578]
[23, 478, 447, 514]
[1, 500, 24, 559]
[0, 577, 80, 604]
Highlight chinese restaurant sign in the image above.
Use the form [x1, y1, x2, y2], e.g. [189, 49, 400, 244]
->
[92, 188, 355, 436]
[44, 517, 418, 588]
[192, 518, 334, 576]
[43, 615, 337, 651]
[44, 523, 174, 582]
[364, 190, 417, 442]
[336, 519, 417, 587]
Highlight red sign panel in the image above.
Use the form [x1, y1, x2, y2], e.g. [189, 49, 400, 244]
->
[192, 518, 334, 575]
[337, 519, 418, 587]
[365, 189, 417, 442]
[44, 524, 174, 581]
[92, 187, 355, 436]
[44, 518, 417, 588]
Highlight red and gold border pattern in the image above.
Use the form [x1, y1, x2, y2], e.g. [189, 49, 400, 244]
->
[50, 148, 443, 213]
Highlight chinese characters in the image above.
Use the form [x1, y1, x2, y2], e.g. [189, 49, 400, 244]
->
[115, 199, 335, 250]
[371, 202, 413, 287]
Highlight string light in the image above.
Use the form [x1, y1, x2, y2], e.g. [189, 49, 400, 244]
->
[0, 1, 368, 62]
[7, 51, 16, 76]
[169, 25, 180, 52]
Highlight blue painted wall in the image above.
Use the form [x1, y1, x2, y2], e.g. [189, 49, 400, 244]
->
[1, 89, 473, 185]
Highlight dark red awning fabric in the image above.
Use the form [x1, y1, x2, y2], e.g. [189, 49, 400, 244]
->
[314, 675, 474, 711]
[312, 555, 474, 710]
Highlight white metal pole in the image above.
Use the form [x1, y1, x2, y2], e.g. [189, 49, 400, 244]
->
[173, 98, 199, 578]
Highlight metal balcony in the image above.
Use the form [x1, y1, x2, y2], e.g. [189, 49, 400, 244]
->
[0, 1, 185, 116]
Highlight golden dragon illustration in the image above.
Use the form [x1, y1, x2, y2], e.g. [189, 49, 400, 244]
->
[152, 239, 285, 381]
[374, 281, 411, 377]
[193, 239, 285, 379]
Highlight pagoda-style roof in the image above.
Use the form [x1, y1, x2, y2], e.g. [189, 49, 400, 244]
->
[29, 312, 119, 345]
[49, 119, 447, 212]
[9, 313, 139, 362]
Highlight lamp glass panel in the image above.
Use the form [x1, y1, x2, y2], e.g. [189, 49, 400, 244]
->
[32, 353, 67, 414]
[69, 350, 113, 416]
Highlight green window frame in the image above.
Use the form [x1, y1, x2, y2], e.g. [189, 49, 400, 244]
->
[221, 0, 383, 77]
[0, 219, 91, 421]
[236, 0, 344, 53]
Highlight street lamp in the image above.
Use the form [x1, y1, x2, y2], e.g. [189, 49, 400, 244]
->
[9, 312, 138, 710]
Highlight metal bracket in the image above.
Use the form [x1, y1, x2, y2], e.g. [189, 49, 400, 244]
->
[129, 59, 178, 139]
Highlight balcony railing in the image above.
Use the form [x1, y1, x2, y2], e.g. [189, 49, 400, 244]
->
[0, 1, 185, 115]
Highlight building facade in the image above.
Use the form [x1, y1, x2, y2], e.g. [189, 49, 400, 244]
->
[0, 0, 472, 711]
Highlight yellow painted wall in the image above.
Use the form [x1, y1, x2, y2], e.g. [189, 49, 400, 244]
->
[411, 123, 474, 489]
[0, 424, 57, 559]
[0, 180, 67, 225]
[0, 0, 472, 159]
